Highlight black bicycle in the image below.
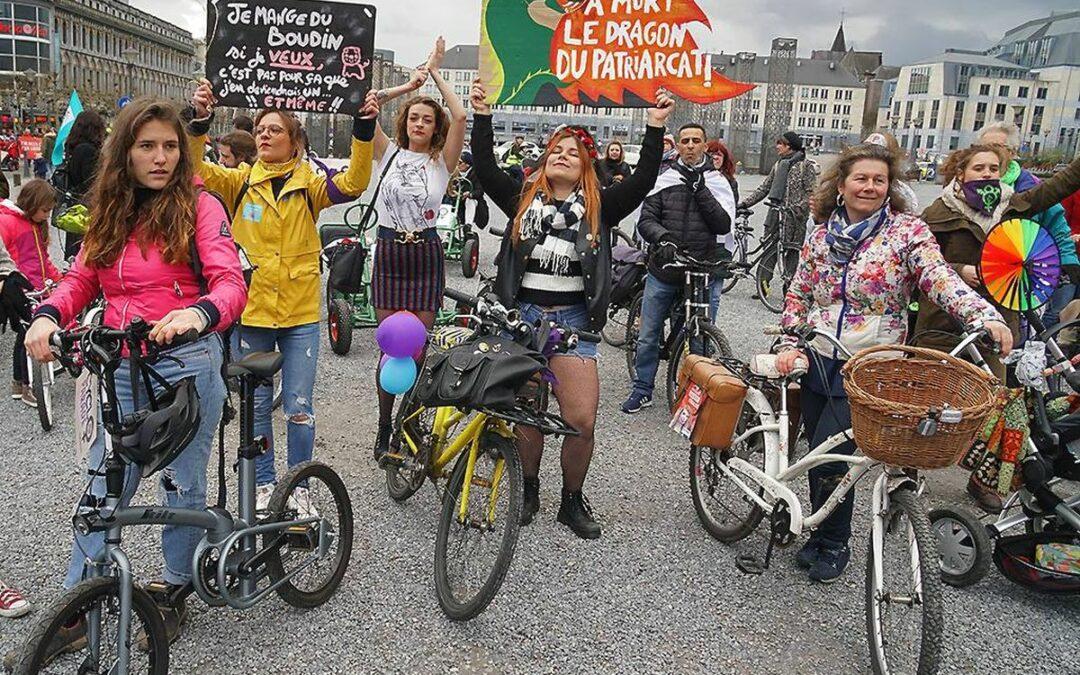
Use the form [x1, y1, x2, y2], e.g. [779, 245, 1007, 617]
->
[623, 247, 746, 410]
[14, 319, 353, 674]
[751, 201, 800, 314]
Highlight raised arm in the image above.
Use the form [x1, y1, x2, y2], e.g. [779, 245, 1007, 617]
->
[373, 66, 429, 160]
[309, 91, 378, 213]
[741, 163, 776, 208]
[1013, 154, 1080, 216]
[469, 81, 523, 217]
[600, 90, 673, 224]
[419, 38, 467, 172]
[187, 80, 248, 209]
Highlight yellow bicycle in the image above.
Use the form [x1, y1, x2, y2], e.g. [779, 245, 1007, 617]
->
[382, 289, 592, 620]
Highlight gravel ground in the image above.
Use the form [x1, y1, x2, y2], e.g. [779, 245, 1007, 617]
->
[1, 172, 1078, 673]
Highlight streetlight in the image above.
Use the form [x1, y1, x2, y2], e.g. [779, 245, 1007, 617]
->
[122, 47, 140, 99]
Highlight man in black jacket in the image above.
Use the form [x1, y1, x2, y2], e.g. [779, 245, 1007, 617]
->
[622, 123, 734, 413]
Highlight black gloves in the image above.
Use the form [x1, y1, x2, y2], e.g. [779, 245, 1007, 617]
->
[673, 163, 706, 194]
[652, 236, 678, 268]
[0, 272, 32, 333]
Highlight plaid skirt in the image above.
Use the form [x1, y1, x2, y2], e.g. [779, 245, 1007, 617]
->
[372, 238, 446, 312]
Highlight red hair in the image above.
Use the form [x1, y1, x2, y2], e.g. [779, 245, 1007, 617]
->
[707, 140, 736, 178]
[512, 129, 602, 244]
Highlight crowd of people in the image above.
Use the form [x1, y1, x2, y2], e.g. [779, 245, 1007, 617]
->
[1, 43, 1080, 658]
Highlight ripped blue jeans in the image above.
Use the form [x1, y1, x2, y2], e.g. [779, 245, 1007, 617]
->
[65, 335, 226, 588]
[235, 322, 320, 486]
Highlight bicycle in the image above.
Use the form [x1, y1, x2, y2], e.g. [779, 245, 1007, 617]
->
[437, 176, 481, 279]
[687, 325, 994, 674]
[14, 318, 353, 674]
[623, 247, 744, 410]
[601, 227, 646, 348]
[750, 200, 800, 314]
[720, 207, 754, 294]
[381, 287, 598, 621]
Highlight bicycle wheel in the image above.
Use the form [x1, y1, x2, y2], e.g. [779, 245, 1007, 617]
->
[624, 293, 643, 382]
[866, 489, 944, 675]
[754, 259, 784, 314]
[264, 461, 354, 608]
[721, 232, 748, 294]
[14, 576, 167, 675]
[689, 401, 767, 542]
[33, 360, 54, 431]
[434, 431, 522, 621]
[665, 322, 733, 411]
[929, 505, 992, 587]
[386, 392, 433, 502]
[602, 301, 631, 348]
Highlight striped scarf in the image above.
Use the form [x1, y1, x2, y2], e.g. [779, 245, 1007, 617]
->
[519, 189, 587, 276]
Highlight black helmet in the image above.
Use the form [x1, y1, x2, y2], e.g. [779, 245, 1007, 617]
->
[119, 376, 201, 477]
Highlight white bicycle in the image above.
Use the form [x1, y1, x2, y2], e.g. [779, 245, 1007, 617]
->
[689, 326, 993, 674]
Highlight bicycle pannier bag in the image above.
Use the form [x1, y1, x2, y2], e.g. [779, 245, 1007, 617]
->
[327, 241, 367, 294]
[416, 336, 546, 411]
[676, 355, 748, 449]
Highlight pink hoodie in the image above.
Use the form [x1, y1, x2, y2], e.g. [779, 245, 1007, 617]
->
[40, 190, 248, 332]
[0, 200, 62, 291]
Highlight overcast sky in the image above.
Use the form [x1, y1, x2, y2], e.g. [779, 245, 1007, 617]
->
[134, 0, 1077, 70]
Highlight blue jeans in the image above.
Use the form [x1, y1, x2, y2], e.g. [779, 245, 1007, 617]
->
[631, 273, 722, 397]
[1042, 283, 1077, 330]
[65, 335, 226, 588]
[235, 322, 319, 486]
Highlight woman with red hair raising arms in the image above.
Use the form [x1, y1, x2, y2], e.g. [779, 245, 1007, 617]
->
[469, 80, 673, 539]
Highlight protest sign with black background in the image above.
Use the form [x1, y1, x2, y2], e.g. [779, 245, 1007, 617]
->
[205, 0, 377, 115]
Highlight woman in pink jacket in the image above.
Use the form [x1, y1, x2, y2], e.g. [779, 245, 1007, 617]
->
[24, 98, 247, 650]
[0, 178, 61, 405]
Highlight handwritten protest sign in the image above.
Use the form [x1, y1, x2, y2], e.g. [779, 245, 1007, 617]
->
[205, 0, 377, 115]
[480, 0, 753, 107]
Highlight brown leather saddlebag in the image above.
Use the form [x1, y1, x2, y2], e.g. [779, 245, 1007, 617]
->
[676, 355, 749, 449]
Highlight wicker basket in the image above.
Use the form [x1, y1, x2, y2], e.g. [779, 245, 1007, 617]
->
[841, 344, 998, 469]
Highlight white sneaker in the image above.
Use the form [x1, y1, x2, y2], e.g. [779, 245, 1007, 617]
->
[290, 487, 319, 520]
[255, 483, 275, 512]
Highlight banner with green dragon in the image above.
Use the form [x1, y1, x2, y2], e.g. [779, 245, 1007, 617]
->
[480, 0, 754, 107]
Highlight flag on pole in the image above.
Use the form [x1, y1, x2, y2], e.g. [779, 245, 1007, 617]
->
[52, 90, 83, 167]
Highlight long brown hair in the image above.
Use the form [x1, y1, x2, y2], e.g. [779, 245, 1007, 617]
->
[812, 143, 910, 222]
[14, 178, 57, 245]
[512, 128, 602, 243]
[394, 97, 449, 157]
[81, 98, 198, 268]
[938, 144, 1010, 185]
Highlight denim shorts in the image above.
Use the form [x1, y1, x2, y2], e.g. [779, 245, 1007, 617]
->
[516, 301, 598, 360]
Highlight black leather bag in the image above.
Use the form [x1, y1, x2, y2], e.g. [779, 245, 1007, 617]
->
[416, 336, 546, 411]
[327, 241, 367, 294]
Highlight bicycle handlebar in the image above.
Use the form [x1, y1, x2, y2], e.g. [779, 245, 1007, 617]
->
[50, 318, 201, 367]
[443, 289, 600, 351]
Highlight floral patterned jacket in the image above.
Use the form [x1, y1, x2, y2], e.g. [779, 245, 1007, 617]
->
[780, 210, 1003, 357]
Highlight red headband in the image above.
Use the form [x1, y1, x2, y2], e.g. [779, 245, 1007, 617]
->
[547, 125, 599, 161]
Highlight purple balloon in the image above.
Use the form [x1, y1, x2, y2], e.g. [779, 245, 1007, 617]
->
[376, 311, 426, 358]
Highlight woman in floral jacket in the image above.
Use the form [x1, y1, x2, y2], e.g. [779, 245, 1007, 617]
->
[775, 143, 1012, 583]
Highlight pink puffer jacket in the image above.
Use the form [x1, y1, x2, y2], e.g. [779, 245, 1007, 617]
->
[39, 190, 247, 332]
[0, 200, 61, 291]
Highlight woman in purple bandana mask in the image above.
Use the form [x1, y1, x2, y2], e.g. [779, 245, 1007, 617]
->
[915, 147, 1080, 381]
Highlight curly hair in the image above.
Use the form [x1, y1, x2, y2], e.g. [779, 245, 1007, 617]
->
[812, 143, 910, 222]
[394, 97, 449, 157]
[80, 98, 198, 269]
[938, 144, 1011, 185]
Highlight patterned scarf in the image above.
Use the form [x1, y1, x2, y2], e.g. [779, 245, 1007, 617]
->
[824, 204, 889, 265]
[519, 189, 588, 275]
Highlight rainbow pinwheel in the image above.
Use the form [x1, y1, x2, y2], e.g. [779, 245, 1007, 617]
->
[978, 218, 1061, 312]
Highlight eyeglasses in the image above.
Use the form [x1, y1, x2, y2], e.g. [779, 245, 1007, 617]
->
[255, 125, 286, 137]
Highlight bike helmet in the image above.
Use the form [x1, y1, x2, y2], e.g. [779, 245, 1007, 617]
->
[118, 376, 201, 477]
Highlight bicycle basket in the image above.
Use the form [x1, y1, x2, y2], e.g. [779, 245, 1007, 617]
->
[841, 344, 997, 469]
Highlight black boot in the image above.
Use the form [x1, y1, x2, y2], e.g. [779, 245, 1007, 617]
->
[557, 488, 601, 539]
[137, 582, 189, 650]
[521, 476, 540, 526]
[374, 423, 391, 461]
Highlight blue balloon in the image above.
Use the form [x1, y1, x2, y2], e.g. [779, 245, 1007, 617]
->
[379, 356, 417, 395]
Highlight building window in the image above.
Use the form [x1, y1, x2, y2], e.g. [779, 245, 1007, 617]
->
[949, 136, 959, 150]
[979, 83, 990, 96]
[929, 100, 939, 128]
[999, 85, 1009, 97]
[974, 119, 984, 131]
[1018, 86, 1029, 98]
[1036, 87, 1047, 100]
[845, 90, 853, 100]
[976, 102, 987, 114]
[831, 119, 839, 129]
[995, 103, 1006, 118]
[908, 67, 930, 95]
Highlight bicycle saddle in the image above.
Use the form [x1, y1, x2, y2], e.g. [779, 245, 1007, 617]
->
[227, 351, 284, 380]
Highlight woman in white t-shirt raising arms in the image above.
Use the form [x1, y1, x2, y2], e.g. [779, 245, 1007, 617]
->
[370, 36, 467, 459]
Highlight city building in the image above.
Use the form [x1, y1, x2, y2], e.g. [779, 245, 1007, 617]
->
[886, 11, 1080, 158]
[0, 0, 59, 130]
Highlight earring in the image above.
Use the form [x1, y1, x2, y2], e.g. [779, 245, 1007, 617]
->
[837, 193, 845, 207]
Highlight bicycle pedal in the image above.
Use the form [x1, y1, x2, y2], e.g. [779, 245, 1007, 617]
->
[378, 452, 407, 469]
[735, 554, 767, 575]
[285, 523, 318, 551]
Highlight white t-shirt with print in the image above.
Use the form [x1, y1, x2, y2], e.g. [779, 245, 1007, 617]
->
[374, 147, 451, 233]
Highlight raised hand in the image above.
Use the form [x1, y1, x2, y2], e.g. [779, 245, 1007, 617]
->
[471, 79, 491, 115]
[192, 78, 216, 118]
[360, 89, 380, 119]
[647, 89, 675, 126]
[427, 36, 446, 72]
[410, 65, 430, 92]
